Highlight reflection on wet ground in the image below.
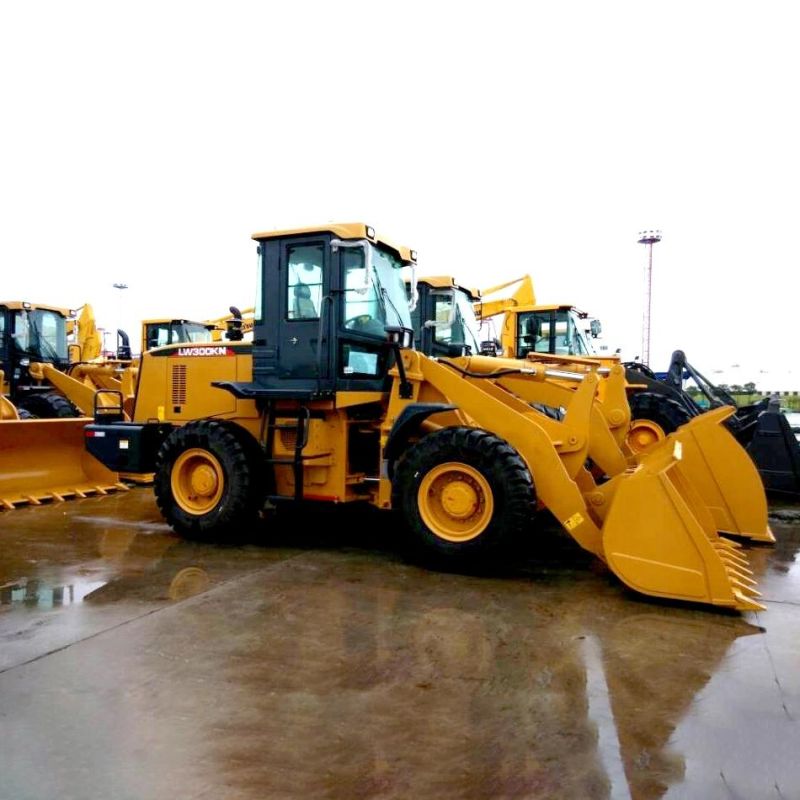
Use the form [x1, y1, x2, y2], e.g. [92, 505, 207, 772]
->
[1, 489, 799, 799]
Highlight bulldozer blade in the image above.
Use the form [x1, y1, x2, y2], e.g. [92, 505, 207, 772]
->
[601, 445, 765, 612]
[0, 418, 127, 510]
[745, 409, 800, 500]
[669, 407, 774, 543]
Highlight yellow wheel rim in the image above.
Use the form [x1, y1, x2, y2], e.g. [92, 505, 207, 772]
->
[171, 448, 224, 515]
[418, 462, 494, 543]
[627, 419, 666, 454]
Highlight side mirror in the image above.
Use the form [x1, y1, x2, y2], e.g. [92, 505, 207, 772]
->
[590, 319, 602, 338]
[385, 325, 414, 349]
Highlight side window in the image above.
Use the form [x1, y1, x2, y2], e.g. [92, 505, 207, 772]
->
[432, 294, 455, 344]
[553, 311, 571, 355]
[517, 313, 542, 357]
[146, 324, 169, 349]
[287, 244, 324, 320]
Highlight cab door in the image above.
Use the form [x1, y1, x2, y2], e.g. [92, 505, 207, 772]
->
[275, 236, 331, 385]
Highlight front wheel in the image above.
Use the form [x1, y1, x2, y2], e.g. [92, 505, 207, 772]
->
[392, 427, 537, 565]
[17, 392, 78, 419]
[154, 420, 264, 540]
[626, 391, 693, 454]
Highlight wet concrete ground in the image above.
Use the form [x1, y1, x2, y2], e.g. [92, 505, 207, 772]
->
[1, 490, 799, 800]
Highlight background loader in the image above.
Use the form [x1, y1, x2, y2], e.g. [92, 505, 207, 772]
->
[477, 277, 800, 499]
[410, 275, 773, 548]
[85, 223, 767, 612]
[1, 300, 85, 419]
[0, 301, 125, 509]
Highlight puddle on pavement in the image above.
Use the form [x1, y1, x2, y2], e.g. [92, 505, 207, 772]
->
[0, 490, 246, 613]
[1, 578, 108, 609]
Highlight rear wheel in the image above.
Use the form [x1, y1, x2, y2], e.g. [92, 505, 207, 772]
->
[154, 420, 265, 539]
[627, 391, 692, 454]
[17, 392, 78, 419]
[392, 427, 536, 564]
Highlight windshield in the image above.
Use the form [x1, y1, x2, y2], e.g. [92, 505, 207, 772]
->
[12, 309, 68, 362]
[516, 310, 590, 358]
[454, 289, 481, 354]
[429, 289, 482, 354]
[370, 244, 412, 329]
[343, 243, 412, 337]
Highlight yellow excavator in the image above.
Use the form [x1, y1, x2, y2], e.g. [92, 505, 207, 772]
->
[84, 223, 768, 612]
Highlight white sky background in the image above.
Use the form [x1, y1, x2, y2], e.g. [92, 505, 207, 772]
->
[1, 1, 798, 388]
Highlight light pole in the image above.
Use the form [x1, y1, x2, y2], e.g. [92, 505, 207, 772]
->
[637, 230, 661, 366]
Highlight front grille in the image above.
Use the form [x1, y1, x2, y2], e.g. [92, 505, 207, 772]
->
[171, 364, 187, 405]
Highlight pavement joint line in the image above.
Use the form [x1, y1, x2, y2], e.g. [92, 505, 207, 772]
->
[762, 598, 800, 607]
[759, 622, 795, 722]
[0, 552, 313, 677]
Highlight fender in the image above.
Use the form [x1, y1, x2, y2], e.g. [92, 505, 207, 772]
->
[384, 403, 456, 478]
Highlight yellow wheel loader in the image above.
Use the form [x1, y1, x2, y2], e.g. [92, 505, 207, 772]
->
[0, 301, 125, 508]
[85, 224, 766, 612]
[414, 276, 773, 548]
[478, 279, 800, 501]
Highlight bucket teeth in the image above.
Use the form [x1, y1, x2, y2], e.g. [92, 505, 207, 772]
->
[730, 578, 761, 597]
[715, 546, 750, 567]
[731, 591, 766, 612]
[727, 570, 758, 588]
[720, 537, 743, 549]
[721, 557, 754, 576]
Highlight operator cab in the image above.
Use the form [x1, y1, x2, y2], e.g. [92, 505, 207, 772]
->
[142, 319, 215, 353]
[411, 277, 482, 358]
[0, 302, 72, 393]
[220, 223, 416, 400]
[515, 306, 599, 359]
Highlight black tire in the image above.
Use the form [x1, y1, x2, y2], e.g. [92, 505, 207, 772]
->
[17, 407, 34, 420]
[392, 427, 536, 565]
[17, 392, 79, 419]
[628, 391, 692, 435]
[154, 419, 265, 540]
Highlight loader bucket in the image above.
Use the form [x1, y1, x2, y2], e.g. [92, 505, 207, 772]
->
[0, 418, 127, 510]
[601, 441, 765, 612]
[669, 407, 774, 543]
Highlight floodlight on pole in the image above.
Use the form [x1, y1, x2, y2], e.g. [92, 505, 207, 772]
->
[637, 229, 662, 366]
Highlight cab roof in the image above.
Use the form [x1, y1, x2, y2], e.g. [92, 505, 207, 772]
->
[0, 301, 73, 317]
[417, 275, 481, 302]
[251, 222, 415, 263]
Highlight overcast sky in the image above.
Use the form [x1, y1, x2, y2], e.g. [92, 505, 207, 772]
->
[1, 1, 797, 388]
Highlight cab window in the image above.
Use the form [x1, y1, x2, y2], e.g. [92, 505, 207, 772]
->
[287, 244, 324, 320]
